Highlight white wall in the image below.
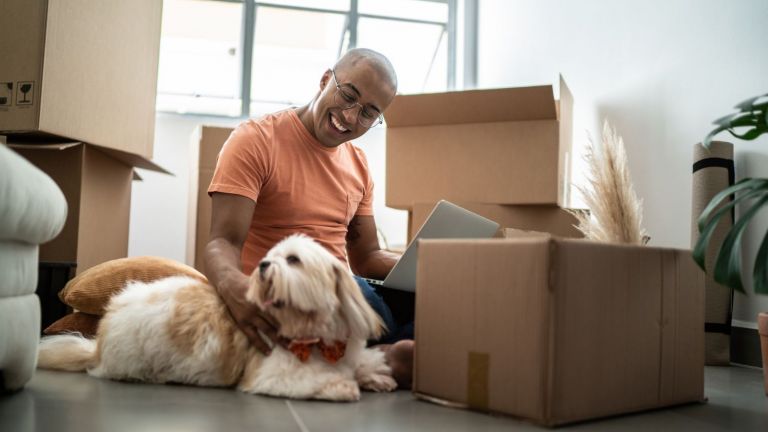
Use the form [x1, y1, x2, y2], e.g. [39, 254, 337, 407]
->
[128, 113, 240, 263]
[477, 0, 768, 323]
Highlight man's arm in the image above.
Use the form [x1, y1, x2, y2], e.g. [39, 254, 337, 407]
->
[204, 192, 279, 354]
[346, 215, 400, 278]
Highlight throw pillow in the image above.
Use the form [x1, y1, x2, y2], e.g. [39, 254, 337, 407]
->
[43, 312, 101, 338]
[59, 256, 208, 315]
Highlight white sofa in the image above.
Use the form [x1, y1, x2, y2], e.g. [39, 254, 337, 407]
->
[0, 143, 67, 391]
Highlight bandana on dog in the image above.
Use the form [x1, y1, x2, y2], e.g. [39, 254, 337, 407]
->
[288, 339, 347, 364]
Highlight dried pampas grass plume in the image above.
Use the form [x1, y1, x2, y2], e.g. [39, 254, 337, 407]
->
[572, 120, 649, 245]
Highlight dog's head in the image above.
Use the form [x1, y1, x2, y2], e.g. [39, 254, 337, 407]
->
[246, 234, 384, 342]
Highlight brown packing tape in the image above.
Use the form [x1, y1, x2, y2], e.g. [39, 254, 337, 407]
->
[467, 351, 490, 410]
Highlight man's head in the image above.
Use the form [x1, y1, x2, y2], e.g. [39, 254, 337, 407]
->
[304, 48, 397, 148]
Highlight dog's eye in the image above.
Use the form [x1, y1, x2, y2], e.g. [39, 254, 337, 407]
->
[272, 299, 285, 309]
[286, 255, 301, 265]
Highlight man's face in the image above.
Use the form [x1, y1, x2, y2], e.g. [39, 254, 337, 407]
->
[311, 63, 395, 148]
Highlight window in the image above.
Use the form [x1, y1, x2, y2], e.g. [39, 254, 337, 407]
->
[157, 0, 463, 117]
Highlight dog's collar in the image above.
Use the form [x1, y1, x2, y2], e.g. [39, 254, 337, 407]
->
[287, 339, 347, 364]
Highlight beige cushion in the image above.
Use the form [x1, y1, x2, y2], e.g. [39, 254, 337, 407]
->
[59, 256, 208, 315]
[44, 312, 101, 338]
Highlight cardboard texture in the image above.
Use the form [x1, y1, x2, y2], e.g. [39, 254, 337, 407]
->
[11, 144, 134, 275]
[414, 236, 705, 426]
[385, 76, 573, 209]
[187, 125, 234, 272]
[409, 202, 585, 242]
[0, 0, 162, 160]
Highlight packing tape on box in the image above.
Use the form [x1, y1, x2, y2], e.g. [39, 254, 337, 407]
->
[691, 141, 734, 366]
[467, 351, 490, 410]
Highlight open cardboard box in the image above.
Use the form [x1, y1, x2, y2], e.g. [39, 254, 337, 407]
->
[386, 76, 573, 210]
[0, 0, 162, 160]
[9, 142, 168, 275]
[408, 202, 585, 243]
[413, 230, 705, 426]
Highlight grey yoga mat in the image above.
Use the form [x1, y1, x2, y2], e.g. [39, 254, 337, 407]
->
[691, 140, 734, 366]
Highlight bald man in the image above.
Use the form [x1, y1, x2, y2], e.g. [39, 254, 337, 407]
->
[204, 49, 414, 388]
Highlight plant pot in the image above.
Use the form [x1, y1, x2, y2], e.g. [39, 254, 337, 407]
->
[759, 312, 768, 396]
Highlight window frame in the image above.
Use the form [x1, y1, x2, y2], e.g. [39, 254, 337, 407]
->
[158, 0, 469, 118]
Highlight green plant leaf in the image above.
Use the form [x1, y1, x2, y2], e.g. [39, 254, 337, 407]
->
[712, 113, 739, 127]
[734, 93, 768, 111]
[729, 127, 766, 141]
[697, 178, 763, 232]
[754, 228, 768, 295]
[693, 185, 765, 270]
[713, 195, 768, 293]
[734, 95, 764, 110]
[749, 99, 768, 111]
[722, 112, 758, 128]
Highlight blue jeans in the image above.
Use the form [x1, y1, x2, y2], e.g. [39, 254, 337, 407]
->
[354, 276, 414, 344]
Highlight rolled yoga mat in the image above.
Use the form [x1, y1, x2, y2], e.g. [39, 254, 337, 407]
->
[691, 140, 734, 366]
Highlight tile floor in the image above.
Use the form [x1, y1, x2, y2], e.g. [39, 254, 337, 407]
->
[1, 366, 766, 431]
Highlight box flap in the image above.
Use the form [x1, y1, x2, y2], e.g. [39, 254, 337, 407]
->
[7, 140, 171, 174]
[386, 85, 557, 127]
[501, 228, 555, 239]
[558, 75, 574, 206]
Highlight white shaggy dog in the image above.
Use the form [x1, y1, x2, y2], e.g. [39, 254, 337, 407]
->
[38, 234, 396, 401]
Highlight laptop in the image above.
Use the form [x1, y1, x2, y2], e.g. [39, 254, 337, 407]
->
[362, 200, 500, 292]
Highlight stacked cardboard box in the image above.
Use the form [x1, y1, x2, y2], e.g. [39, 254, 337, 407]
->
[385, 81, 706, 424]
[385, 76, 584, 241]
[0, 0, 164, 275]
[187, 126, 234, 273]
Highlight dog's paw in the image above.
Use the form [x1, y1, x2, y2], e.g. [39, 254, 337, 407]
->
[315, 379, 361, 402]
[355, 347, 397, 392]
[358, 371, 397, 392]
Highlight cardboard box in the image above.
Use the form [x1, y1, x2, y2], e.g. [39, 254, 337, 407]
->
[414, 236, 705, 426]
[187, 125, 234, 272]
[409, 202, 585, 242]
[10, 143, 135, 275]
[0, 0, 162, 160]
[385, 76, 573, 210]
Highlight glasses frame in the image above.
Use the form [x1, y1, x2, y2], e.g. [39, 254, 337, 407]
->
[330, 69, 385, 128]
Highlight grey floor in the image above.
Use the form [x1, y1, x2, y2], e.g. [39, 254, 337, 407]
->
[1, 366, 766, 431]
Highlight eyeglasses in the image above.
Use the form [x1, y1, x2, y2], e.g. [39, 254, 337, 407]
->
[330, 69, 384, 128]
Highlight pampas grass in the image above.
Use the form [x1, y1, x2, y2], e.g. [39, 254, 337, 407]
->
[572, 120, 649, 245]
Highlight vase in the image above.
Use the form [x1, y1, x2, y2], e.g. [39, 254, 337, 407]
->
[759, 312, 768, 396]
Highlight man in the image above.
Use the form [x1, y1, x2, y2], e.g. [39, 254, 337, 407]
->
[203, 48, 414, 387]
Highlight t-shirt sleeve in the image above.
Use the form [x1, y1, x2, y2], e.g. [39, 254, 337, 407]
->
[355, 149, 374, 217]
[207, 121, 270, 203]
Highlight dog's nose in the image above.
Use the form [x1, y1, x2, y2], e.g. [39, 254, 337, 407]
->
[259, 261, 271, 275]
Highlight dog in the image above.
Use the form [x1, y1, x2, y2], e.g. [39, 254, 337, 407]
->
[37, 234, 397, 401]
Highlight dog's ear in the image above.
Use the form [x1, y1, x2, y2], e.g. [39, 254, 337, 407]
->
[333, 263, 385, 340]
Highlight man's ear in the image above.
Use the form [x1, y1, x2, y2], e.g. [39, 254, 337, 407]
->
[319, 69, 332, 90]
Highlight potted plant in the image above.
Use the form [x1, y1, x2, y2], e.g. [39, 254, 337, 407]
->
[694, 92, 768, 394]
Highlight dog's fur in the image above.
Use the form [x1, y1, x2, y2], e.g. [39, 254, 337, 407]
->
[38, 235, 396, 401]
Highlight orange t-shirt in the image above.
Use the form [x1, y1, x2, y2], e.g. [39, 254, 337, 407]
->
[208, 109, 374, 275]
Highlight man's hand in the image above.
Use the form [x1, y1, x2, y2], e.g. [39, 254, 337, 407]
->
[215, 271, 281, 354]
[205, 193, 283, 355]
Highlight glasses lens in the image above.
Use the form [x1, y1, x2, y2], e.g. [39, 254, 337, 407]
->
[334, 87, 357, 109]
[358, 114, 380, 128]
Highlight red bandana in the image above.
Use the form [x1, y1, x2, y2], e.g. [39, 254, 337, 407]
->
[288, 339, 347, 364]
